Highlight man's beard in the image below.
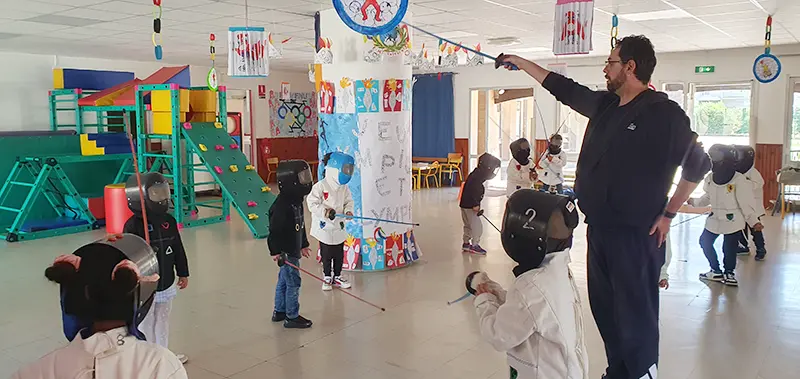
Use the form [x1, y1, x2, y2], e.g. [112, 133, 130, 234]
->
[606, 75, 625, 92]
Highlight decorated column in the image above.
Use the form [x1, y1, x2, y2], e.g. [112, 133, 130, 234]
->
[316, 6, 419, 271]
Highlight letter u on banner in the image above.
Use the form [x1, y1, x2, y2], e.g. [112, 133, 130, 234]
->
[553, 0, 594, 56]
[228, 27, 270, 77]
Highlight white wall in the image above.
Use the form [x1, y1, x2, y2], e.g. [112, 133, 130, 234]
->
[452, 44, 800, 148]
[0, 50, 312, 137]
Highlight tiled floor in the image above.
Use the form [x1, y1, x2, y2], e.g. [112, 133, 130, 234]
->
[2, 187, 800, 379]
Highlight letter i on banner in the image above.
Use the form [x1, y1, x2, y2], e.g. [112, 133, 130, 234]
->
[553, 0, 594, 56]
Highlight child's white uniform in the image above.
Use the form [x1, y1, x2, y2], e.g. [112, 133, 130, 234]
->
[307, 175, 354, 246]
[536, 151, 567, 187]
[474, 249, 588, 379]
[506, 159, 536, 196]
[695, 173, 760, 234]
[741, 167, 766, 217]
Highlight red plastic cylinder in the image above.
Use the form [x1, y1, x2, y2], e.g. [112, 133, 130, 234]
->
[104, 184, 133, 234]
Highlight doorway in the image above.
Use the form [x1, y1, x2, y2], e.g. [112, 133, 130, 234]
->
[787, 78, 800, 162]
[469, 88, 535, 189]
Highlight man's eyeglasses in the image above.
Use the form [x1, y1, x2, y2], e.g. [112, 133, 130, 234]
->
[604, 59, 623, 66]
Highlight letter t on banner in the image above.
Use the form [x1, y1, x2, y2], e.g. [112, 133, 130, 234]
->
[228, 27, 270, 77]
[553, 0, 594, 56]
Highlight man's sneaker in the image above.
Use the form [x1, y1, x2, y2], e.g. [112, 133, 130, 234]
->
[334, 276, 352, 289]
[755, 249, 767, 261]
[737, 250, 750, 256]
[699, 271, 723, 282]
[176, 354, 188, 364]
[470, 245, 487, 255]
[271, 311, 286, 322]
[462, 243, 471, 252]
[723, 272, 739, 286]
[322, 276, 333, 291]
[284, 315, 313, 329]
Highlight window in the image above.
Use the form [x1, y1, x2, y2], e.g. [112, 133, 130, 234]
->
[663, 82, 686, 110]
[556, 84, 600, 178]
[789, 79, 800, 162]
[689, 83, 752, 148]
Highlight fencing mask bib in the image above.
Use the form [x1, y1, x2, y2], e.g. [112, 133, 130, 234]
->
[510, 138, 531, 166]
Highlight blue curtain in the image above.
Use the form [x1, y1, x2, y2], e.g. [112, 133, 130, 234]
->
[412, 73, 455, 157]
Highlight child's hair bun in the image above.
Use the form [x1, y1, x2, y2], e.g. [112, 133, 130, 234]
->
[44, 262, 78, 284]
[110, 266, 139, 296]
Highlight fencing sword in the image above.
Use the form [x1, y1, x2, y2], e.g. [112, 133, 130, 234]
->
[336, 214, 420, 227]
[447, 271, 480, 305]
[276, 254, 386, 311]
[478, 211, 501, 233]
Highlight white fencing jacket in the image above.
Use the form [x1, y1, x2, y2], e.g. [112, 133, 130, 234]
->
[474, 250, 588, 379]
[307, 175, 354, 245]
[506, 159, 537, 196]
[537, 151, 567, 186]
[741, 167, 766, 217]
[660, 234, 672, 282]
[695, 172, 760, 235]
[12, 327, 187, 379]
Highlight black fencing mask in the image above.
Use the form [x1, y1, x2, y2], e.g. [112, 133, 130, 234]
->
[708, 144, 737, 185]
[277, 160, 313, 199]
[510, 138, 531, 166]
[733, 145, 755, 174]
[501, 190, 579, 276]
[548, 134, 563, 155]
[477, 153, 502, 180]
[125, 172, 170, 215]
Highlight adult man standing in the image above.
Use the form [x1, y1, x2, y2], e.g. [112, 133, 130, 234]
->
[497, 36, 711, 379]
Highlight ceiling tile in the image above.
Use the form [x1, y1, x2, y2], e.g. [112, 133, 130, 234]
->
[6, 1, 74, 14]
[0, 21, 72, 34]
[88, 1, 154, 16]
[246, 10, 313, 24]
[55, 8, 132, 21]
[0, 11, 47, 21]
[191, 3, 250, 17]
[33, 0, 108, 6]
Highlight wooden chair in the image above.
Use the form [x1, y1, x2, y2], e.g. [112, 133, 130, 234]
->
[422, 161, 441, 188]
[265, 157, 279, 183]
[439, 153, 463, 185]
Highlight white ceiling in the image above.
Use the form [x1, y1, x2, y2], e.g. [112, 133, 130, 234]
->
[0, 0, 797, 72]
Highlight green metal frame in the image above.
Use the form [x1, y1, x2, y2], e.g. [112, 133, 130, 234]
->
[133, 84, 231, 229]
[0, 156, 105, 242]
[49, 89, 135, 133]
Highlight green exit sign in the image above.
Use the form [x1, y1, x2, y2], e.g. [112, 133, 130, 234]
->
[695, 65, 715, 73]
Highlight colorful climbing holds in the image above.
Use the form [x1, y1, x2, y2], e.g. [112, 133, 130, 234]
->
[182, 122, 192, 130]
[247, 213, 258, 220]
[215, 145, 224, 151]
[247, 201, 257, 207]
[214, 166, 223, 174]
[214, 122, 223, 129]
[261, 186, 271, 192]
[229, 165, 239, 172]
[230, 143, 239, 149]
[245, 165, 255, 171]
[198, 144, 207, 152]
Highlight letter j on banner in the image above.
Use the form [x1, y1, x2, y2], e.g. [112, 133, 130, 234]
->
[553, 0, 594, 56]
[228, 27, 269, 77]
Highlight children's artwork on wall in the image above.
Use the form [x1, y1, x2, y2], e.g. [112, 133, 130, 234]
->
[335, 77, 356, 114]
[440, 43, 460, 68]
[403, 230, 420, 262]
[343, 235, 361, 270]
[363, 37, 383, 63]
[317, 113, 362, 240]
[268, 33, 291, 59]
[318, 81, 335, 114]
[315, 38, 334, 64]
[382, 79, 403, 112]
[227, 27, 269, 77]
[384, 232, 404, 268]
[280, 82, 290, 100]
[332, 0, 409, 36]
[357, 111, 412, 239]
[362, 236, 385, 271]
[553, 0, 594, 55]
[269, 91, 318, 138]
[355, 79, 380, 113]
[466, 43, 484, 66]
[401, 79, 411, 111]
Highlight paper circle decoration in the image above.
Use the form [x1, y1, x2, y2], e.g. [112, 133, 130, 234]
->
[333, 0, 409, 36]
[752, 53, 781, 84]
[207, 67, 219, 90]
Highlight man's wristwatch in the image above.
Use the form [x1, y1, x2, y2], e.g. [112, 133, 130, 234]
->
[663, 211, 677, 219]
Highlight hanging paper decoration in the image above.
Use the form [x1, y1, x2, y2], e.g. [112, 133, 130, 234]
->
[315, 38, 333, 64]
[268, 33, 292, 59]
[336, 77, 356, 114]
[553, 0, 594, 56]
[363, 36, 383, 63]
[369, 25, 410, 55]
[440, 42, 460, 68]
[753, 16, 781, 84]
[227, 27, 269, 77]
[152, 0, 163, 60]
[382, 79, 403, 112]
[207, 33, 218, 91]
[409, 43, 426, 68]
[332, 0, 409, 36]
[318, 81, 334, 114]
[610, 14, 619, 49]
[465, 44, 484, 66]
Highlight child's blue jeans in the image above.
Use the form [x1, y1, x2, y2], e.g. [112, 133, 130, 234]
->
[274, 256, 302, 319]
[700, 229, 741, 274]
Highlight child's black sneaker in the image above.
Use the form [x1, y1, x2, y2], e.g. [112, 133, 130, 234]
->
[271, 311, 286, 322]
[284, 315, 313, 329]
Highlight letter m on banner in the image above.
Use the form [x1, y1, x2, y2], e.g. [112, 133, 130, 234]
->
[553, 0, 594, 56]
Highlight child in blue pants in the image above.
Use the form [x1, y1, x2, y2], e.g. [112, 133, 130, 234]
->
[269, 160, 315, 329]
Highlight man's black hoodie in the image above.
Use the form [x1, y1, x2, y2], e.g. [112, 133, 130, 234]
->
[268, 193, 309, 258]
[123, 213, 189, 292]
[542, 73, 710, 228]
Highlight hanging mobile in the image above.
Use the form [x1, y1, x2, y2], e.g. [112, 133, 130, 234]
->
[207, 33, 219, 91]
[610, 14, 619, 49]
[152, 0, 163, 60]
[753, 16, 781, 84]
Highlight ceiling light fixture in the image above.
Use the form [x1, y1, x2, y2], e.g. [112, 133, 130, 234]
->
[658, 0, 736, 40]
[747, 0, 768, 13]
[487, 37, 521, 46]
[619, 9, 690, 22]
[509, 46, 550, 53]
[480, 0, 534, 16]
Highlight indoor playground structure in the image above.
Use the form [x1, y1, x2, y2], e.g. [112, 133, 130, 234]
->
[0, 67, 275, 242]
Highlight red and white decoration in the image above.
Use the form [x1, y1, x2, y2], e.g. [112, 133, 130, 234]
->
[553, 0, 594, 56]
[227, 27, 269, 77]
